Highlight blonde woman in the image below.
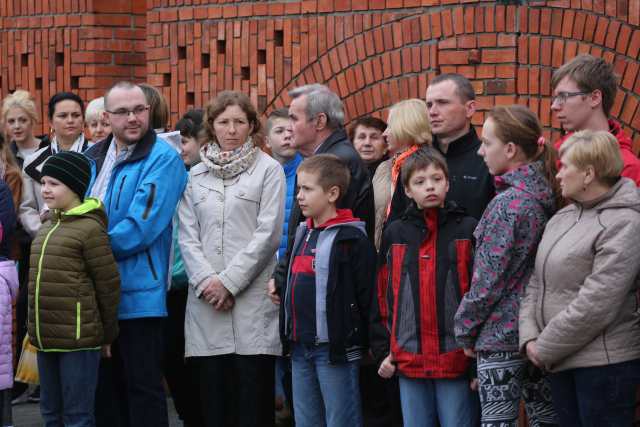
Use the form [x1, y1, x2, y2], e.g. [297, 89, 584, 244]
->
[372, 98, 431, 249]
[520, 130, 640, 426]
[2, 90, 42, 170]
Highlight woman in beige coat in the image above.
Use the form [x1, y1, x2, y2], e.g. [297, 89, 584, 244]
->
[519, 130, 640, 427]
[178, 91, 285, 427]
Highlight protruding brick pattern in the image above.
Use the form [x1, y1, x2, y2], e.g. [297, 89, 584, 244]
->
[0, 0, 146, 134]
[1, 1, 640, 151]
[145, 1, 640, 152]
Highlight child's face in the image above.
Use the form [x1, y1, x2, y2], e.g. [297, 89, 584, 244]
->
[296, 171, 338, 223]
[41, 176, 80, 212]
[180, 135, 201, 166]
[265, 118, 296, 161]
[87, 114, 111, 143]
[404, 164, 449, 209]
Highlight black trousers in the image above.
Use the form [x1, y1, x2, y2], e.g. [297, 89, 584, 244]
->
[164, 288, 203, 426]
[191, 354, 275, 427]
[95, 317, 168, 427]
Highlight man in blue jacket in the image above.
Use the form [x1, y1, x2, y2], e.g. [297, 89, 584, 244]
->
[85, 81, 187, 427]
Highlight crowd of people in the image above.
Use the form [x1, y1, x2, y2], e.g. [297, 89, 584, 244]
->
[0, 53, 636, 427]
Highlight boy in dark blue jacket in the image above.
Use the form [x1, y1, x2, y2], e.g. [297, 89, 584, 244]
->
[279, 154, 376, 427]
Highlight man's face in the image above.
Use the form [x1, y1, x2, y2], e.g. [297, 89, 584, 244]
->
[425, 80, 474, 141]
[105, 86, 150, 145]
[551, 76, 597, 133]
[266, 117, 296, 161]
[289, 95, 319, 156]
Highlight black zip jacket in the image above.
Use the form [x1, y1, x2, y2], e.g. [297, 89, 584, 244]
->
[433, 128, 494, 220]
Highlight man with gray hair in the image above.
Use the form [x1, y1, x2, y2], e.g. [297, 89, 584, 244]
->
[268, 83, 374, 299]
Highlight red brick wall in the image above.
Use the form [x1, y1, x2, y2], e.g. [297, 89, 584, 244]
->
[146, 0, 640, 152]
[0, 0, 146, 135]
[1, 1, 640, 151]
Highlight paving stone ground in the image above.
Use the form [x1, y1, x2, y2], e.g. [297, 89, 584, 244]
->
[12, 398, 182, 426]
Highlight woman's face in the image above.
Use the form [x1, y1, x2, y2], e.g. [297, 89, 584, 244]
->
[87, 114, 111, 143]
[181, 135, 201, 166]
[353, 125, 387, 164]
[382, 125, 410, 155]
[51, 100, 84, 142]
[212, 104, 253, 152]
[556, 153, 587, 200]
[478, 118, 511, 176]
[5, 107, 34, 144]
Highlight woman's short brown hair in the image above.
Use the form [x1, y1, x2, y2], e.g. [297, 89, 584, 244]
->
[139, 83, 169, 131]
[559, 130, 623, 186]
[203, 91, 261, 146]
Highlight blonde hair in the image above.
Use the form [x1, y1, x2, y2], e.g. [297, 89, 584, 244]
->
[387, 99, 431, 146]
[85, 97, 106, 122]
[1, 89, 38, 125]
[560, 130, 623, 185]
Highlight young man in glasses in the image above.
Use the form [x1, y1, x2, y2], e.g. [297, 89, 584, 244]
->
[552, 54, 640, 184]
[85, 81, 187, 427]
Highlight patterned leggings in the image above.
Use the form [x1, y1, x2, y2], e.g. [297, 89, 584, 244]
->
[477, 351, 558, 427]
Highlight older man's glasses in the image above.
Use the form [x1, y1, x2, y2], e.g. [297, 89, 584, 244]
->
[107, 105, 150, 118]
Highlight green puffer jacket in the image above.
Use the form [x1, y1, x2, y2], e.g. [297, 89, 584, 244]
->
[27, 198, 120, 351]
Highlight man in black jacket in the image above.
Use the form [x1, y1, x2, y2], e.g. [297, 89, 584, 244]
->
[426, 74, 494, 220]
[269, 84, 374, 295]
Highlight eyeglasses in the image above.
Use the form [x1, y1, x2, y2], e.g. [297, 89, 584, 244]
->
[551, 91, 589, 106]
[106, 105, 150, 118]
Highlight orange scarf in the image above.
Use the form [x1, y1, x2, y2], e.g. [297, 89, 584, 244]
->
[386, 144, 420, 218]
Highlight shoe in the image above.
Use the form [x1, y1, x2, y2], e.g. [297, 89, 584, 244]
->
[27, 386, 40, 403]
[11, 390, 29, 405]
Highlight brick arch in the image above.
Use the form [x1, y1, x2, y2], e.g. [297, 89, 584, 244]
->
[142, 1, 640, 152]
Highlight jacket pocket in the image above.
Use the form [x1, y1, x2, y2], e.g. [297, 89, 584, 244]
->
[143, 183, 156, 220]
[76, 302, 81, 340]
[146, 249, 158, 281]
[115, 175, 127, 210]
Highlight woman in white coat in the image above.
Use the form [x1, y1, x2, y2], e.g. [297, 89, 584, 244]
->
[178, 90, 285, 427]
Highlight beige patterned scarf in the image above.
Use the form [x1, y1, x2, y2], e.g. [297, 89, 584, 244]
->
[200, 138, 259, 179]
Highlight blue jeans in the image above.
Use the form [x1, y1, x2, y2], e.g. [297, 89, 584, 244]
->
[548, 358, 640, 427]
[398, 376, 479, 427]
[291, 343, 362, 427]
[38, 350, 101, 427]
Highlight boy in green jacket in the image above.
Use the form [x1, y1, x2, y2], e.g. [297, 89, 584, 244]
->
[27, 151, 120, 426]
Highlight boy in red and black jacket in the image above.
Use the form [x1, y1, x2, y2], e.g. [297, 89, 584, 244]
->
[370, 146, 479, 427]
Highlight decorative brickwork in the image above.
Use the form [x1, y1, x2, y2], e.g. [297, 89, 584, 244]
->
[0, 0, 146, 134]
[1, 1, 640, 151]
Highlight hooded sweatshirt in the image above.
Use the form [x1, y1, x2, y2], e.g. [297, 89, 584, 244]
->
[519, 178, 640, 372]
[454, 160, 556, 352]
[555, 120, 640, 186]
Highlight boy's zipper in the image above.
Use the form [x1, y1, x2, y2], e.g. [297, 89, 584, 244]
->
[35, 219, 62, 349]
[290, 229, 313, 340]
[76, 302, 81, 340]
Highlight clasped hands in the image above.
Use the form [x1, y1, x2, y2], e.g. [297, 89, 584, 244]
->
[200, 276, 235, 311]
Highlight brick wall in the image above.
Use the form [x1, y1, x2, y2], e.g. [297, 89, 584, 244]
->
[0, 0, 146, 135]
[1, 1, 640, 150]
[146, 0, 640, 151]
